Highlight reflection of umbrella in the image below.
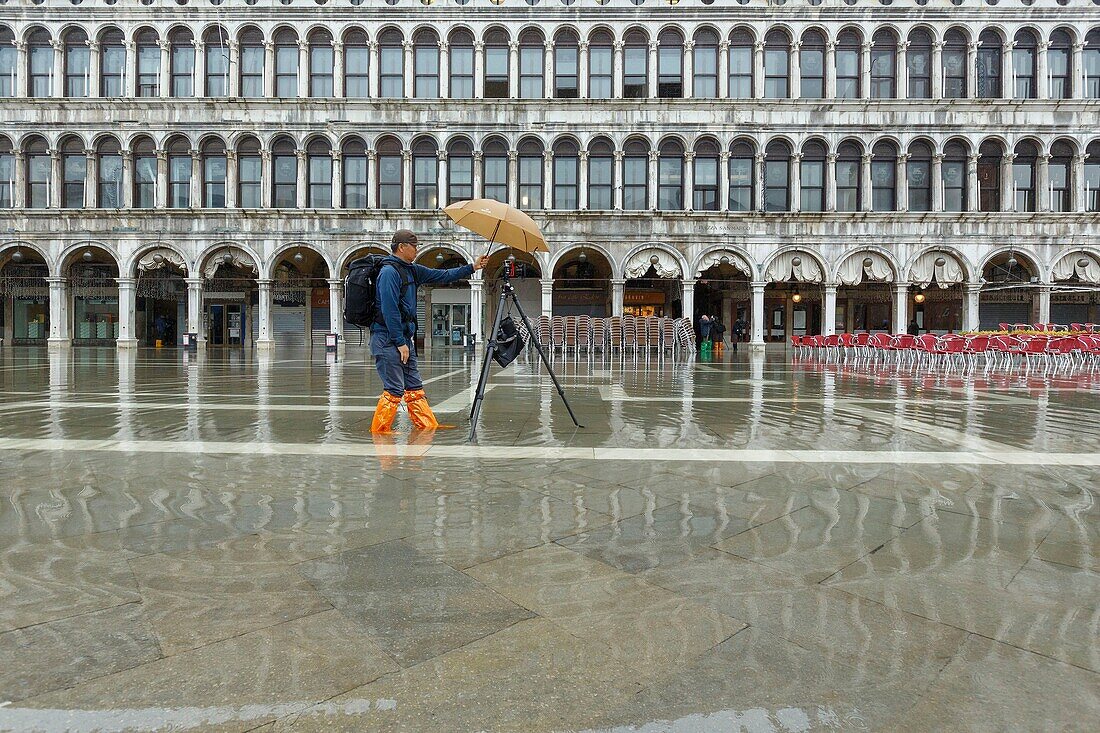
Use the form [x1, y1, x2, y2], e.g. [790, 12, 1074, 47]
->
[443, 198, 548, 254]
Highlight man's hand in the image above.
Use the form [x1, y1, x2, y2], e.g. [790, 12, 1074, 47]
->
[397, 344, 410, 364]
[473, 256, 490, 271]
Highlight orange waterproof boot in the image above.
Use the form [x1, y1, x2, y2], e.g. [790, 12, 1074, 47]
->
[370, 392, 403, 433]
[404, 389, 453, 430]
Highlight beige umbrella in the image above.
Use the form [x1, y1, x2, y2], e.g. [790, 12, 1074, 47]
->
[443, 198, 548, 254]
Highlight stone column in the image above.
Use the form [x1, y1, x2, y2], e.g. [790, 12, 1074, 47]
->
[116, 277, 138, 347]
[540, 278, 554, 317]
[185, 277, 204, 342]
[327, 278, 344, 337]
[578, 150, 589, 210]
[436, 149, 448, 207]
[264, 41, 276, 98]
[931, 41, 943, 98]
[368, 41, 380, 98]
[753, 41, 765, 98]
[330, 150, 343, 209]
[474, 41, 485, 98]
[1037, 285, 1051, 325]
[1004, 40, 1015, 99]
[931, 153, 944, 211]
[861, 42, 872, 97]
[750, 281, 766, 348]
[124, 41, 137, 97]
[84, 148, 96, 208]
[469, 272, 484, 344]
[613, 42, 623, 98]
[681, 279, 696, 321]
[754, 153, 765, 212]
[861, 153, 873, 212]
[401, 150, 412, 209]
[1037, 153, 1051, 212]
[893, 282, 909, 333]
[1037, 41, 1049, 100]
[683, 41, 694, 98]
[403, 41, 414, 98]
[683, 151, 695, 211]
[963, 283, 981, 332]
[472, 151, 484, 198]
[51, 40, 64, 98]
[333, 41, 345, 98]
[225, 150, 238, 208]
[47, 276, 70, 347]
[542, 150, 553, 209]
[967, 154, 980, 212]
[1071, 42, 1084, 100]
[790, 42, 801, 99]
[897, 153, 910, 211]
[438, 41, 449, 98]
[49, 149, 62, 208]
[260, 150, 273, 208]
[647, 151, 658, 210]
[543, 41, 554, 98]
[1073, 154, 1086, 213]
[87, 40, 101, 97]
[825, 153, 838, 211]
[823, 284, 837, 336]
[193, 40, 205, 98]
[719, 151, 730, 211]
[1002, 152, 1017, 212]
[508, 42, 519, 99]
[228, 41, 240, 97]
[367, 149, 378, 208]
[158, 40, 171, 97]
[294, 41, 308, 97]
[190, 149, 202, 208]
[12, 151, 25, 208]
[789, 153, 802, 213]
[611, 278, 625, 317]
[647, 42, 658, 98]
[296, 149, 308, 208]
[155, 148, 168, 208]
[256, 278, 275, 349]
[579, 41, 590, 98]
[897, 41, 909, 98]
[121, 151, 133, 209]
[718, 41, 729, 98]
[613, 151, 624, 210]
[507, 150, 518, 207]
[825, 41, 836, 98]
[966, 41, 978, 99]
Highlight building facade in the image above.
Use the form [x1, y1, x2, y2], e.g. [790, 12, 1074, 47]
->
[0, 0, 1098, 350]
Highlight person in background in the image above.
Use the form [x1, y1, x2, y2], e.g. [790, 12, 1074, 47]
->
[699, 313, 712, 345]
[732, 314, 746, 352]
[907, 317, 921, 336]
[711, 315, 726, 350]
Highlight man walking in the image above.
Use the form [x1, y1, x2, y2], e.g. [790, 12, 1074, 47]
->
[371, 229, 489, 433]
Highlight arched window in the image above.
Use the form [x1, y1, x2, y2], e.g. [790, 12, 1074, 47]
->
[693, 138, 719, 210]
[413, 28, 439, 98]
[60, 136, 86, 209]
[309, 30, 335, 98]
[728, 28, 754, 98]
[274, 28, 299, 98]
[588, 30, 613, 99]
[236, 136, 262, 208]
[1087, 30, 1100, 99]
[96, 137, 123, 208]
[1012, 141, 1038, 211]
[201, 137, 226, 208]
[943, 28, 967, 98]
[0, 137, 12, 206]
[343, 30, 369, 98]
[657, 28, 683, 98]
[412, 137, 438, 209]
[657, 139, 683, 210]
[1013, 30, 1038, 99]
[693, 29, 719, 98]
[729, 139, 754, 211]
[907, 140, 933, 212]
[554, 29, 579, 98]
[836, 29, 861, 99]
[978, 140, 1003, 212]
[24, 136, 50, 208]
[0, 27, 15, 98]
[907, 29, 932, 99]
[99, 29, 126, 98]
[132, 136, 157, 209]
[1048, 30, 1072, 99]
[204, 28, 230, 97]
[28, 28, 54, 98]
[835, 141, 861, 211]
[587, 137, 613, 210]
[1049, 140, 1073, 212]
[307, 138, 332, 208]
[168, 28, 195, 98]
[64, 29, 90, 98]
[800, 30, 826, 99]
[482, 137, 508, 202]
[764, 141, 790, 212]
[1086, 141, 1100, 211]
[239, 27, 265, 98]
[622, 138, 649, 210]
[552, 139, 578, 209]
[376, 136, 403, 209]
[870, 29, 897, 98]
[271, 136, 297, 208]
[976, 30, 1002, 99]
[341, 137, 367, 208]
[623, 29, 648, 99]
[800, 140, 827, 212]
[943, 140, 968, 212]
[871, 141, 897, 211]
[763, 30, 790, 99]
[379, 29, 404, 98]
[518, 138, 543, 209]
[167, 136, 192, 209]
[519, 29, 545, 99]
[484, 28, 510, 99]
[449, 29, 474, 99]
[447, 138, 473, 204]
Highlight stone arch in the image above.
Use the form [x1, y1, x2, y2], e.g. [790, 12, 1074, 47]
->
[833, 248, 900, 286]
[265, 242, 335, 280]
[622, 243, 686, 280]
[414, 242, 472, 267]
[126, 243, 192, 279]
[548, 241, 616, 277]
[692, 245, 755, 279]
[197, 243, 261, 280]
[58, 241, 123, 276]
[0, 241, 53, 271]
[977, 246, 1043, 283]
[761, 247, 826, 284]
[338, 243, 390, 276]
[1050, 248, 1100, 285]
[906, 247, 973, 288]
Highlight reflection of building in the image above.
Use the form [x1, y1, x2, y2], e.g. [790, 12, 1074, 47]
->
[1, 0, 1098, 349]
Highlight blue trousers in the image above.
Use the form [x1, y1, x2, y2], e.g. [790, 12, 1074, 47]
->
[370, 331, 423, 398]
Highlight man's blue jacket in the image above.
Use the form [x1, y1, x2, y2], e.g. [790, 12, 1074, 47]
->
[371, 255, 474, 348]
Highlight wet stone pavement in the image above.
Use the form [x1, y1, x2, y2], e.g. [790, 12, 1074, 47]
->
[0, 345, 1098, 732]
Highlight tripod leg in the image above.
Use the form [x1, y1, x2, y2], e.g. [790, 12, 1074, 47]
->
[468, 286, 511, 442]
[509, 293, 584, 429]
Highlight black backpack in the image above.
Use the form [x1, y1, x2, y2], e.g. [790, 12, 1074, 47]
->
[343, 256, 414, 328]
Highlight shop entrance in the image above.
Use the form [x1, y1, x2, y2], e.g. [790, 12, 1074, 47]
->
[431, 303, 469, 348]
[206, 302, 245, 346]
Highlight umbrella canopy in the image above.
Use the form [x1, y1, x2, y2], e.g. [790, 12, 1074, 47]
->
[443, 199, 548, 253]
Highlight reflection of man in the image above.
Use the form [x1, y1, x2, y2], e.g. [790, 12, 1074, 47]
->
[370, 229, 489, 433]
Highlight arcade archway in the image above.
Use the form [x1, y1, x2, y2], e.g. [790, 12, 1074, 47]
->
[0, 246, 49, 344]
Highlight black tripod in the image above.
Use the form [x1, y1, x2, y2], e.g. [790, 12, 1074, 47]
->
[468, 271, 582, 442]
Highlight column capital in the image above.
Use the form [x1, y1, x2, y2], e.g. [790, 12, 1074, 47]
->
[326, 278, 344, 288]
[436, 150, 448, 161]
[256, 278, 274, 287]
[932, 152, 945, 163]
[542, 150, 554, 162]
[184, 277, 205, 287]
[750, 281, 768, 290]
[578, 150, 590, 162]
[1003, 153, 1018, 163]
[790, 152, 804, 163]
[860, 153, 873, 164]
[647, 150, 659, 163]
[115, 277, 137, 287]
[683, 151, 696, 163]
[681, 278, 697, 287]
[964, 282, 983, 293]
[754, 41, 766, 53]
[610, 277, 626, 286]
[472, 150, 484, 162]
[579, 41, 590, 52]
[46, 276, 69, 286]
[507, 150, 518, 162]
